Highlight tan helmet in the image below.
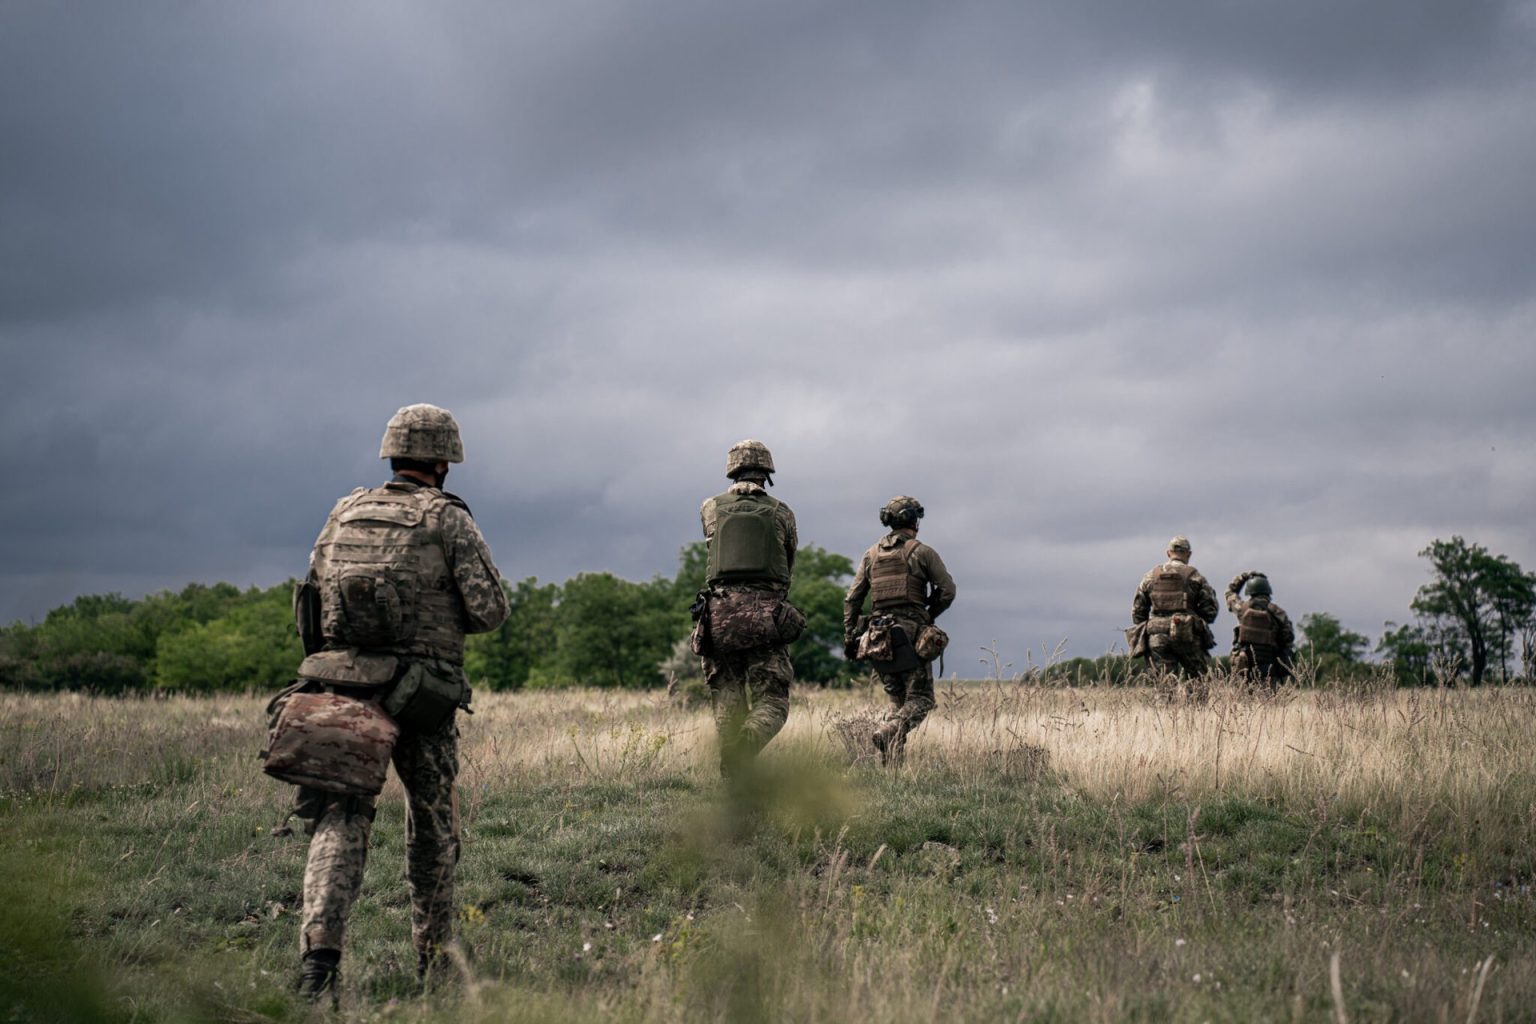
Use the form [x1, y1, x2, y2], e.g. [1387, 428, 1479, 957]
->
[1167, 535, 1192, 554]
[379, 404, 465, 463]
[880, 495, 925, 529]
[725, 439, 775, 479]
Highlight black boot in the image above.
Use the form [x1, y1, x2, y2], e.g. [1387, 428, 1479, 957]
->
[297, 948, 340, 1006]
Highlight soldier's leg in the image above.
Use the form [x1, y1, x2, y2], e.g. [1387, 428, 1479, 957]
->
[705, 654, 749, 776]
[740, 646, 793, 756]
[891, 663, 936, 747]
[392, 719, 461, 964]
[298, 787, 377, 958]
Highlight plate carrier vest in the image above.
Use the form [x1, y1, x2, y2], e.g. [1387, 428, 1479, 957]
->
[706, 490, 791, 587]
[870, 537, 927, 611]
[1149, 562, 1196, 615]
[1236, 601, 1278, 647]
[311, 484, 469, 664]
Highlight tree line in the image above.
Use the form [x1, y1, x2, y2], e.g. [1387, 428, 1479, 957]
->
[0, 543, 855, 694]
[2, 535, 1532, 693]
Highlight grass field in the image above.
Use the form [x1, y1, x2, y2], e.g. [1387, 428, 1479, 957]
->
[3, 678, 1535, 1022]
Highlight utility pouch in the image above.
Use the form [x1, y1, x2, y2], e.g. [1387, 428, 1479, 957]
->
[774, 600, 807, 645]
[914, 624, 949, 662]
[1125, 622, 1149, 658]
[1169, 615, 1195, 645]
[293, 580, 323, 656]
[707, 590, 783, 653]
[382, 661, 467, 733]
[860, 616, 922, 672]
[262, 688, 398, 795]
[297, 649, 400, 688]
[688, 589, 712, 655]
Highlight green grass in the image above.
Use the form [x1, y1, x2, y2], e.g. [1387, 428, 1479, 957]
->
[2, 686, 1535, 1021]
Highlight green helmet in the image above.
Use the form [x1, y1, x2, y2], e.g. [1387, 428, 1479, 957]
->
[879, 495, 925, 529]
[379, 404, 465, 463]
[1245, 575, 1273, 598]
[725, 439, 775, 479]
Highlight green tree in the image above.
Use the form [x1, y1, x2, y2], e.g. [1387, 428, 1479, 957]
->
[786, 545, 856, 685]
[465, 578, 560, 691]
[152, 584, 301, 692]
[1377, 621, 1433, 684]
[546, 573, 682, 688]
[1410, 537, 1536, 685]
[1299, 612, 1370, 679]
[1300, 613, 1368, 663]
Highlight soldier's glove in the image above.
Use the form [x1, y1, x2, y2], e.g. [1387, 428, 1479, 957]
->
[843, 638, 861, 661]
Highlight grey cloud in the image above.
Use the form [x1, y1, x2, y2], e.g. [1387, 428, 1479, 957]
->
[4, 1, 1535, 669]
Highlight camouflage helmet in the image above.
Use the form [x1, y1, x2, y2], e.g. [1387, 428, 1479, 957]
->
[725, 439, 775, 479]
[879, 495, 925, 529]
[1168, 535, 1192, 554]
[1245, 575, 1273, 598]
[379, 404, 465, 463]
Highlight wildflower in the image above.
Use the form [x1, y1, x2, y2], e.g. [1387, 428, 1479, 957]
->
[651, 933, 663, 943]
[1175, 938, 1186, 947]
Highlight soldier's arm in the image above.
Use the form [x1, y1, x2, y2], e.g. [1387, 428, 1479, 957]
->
[1274, 606, 1296, 651]
[699, 498, 715, 540]
[781, 505, 798, 578]
[442, 505, 511, 633]
[1131, 576, 1152, 624]
[843, 555, 872, 639]
[1193, 573, 1220, 624]
[1224, 573, 1249, 615]
[919, 545, 957, 619]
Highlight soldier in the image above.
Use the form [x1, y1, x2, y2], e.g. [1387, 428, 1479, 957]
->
[843, 497, 956, 763]
[291, 404, 509, 1001]
[1225, 571, 1296, 688]
[696, 440, 800, 780]
[1130, 536, 1219, 677]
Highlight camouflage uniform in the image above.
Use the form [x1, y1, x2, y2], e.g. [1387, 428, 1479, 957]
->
[295, 405, 508, 979]
[843, 507, 956, 759]
[1224, 572, 1296, 687]
[698, 444, 799, 778]
[1131, 539, 1218, 677]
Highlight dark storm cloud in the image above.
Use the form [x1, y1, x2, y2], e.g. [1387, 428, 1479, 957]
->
[3, 1, 1535, 667]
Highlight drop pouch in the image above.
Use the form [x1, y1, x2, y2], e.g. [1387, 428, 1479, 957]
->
[262, 689, 398, 796]
[382, 660, 468, 733]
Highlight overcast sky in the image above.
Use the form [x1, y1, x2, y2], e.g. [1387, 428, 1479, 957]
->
[3, 1, 1534, 672]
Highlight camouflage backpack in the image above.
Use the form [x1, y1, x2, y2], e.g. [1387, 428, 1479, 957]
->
[1236, 602, 1278, 646]
[311, 486, 465, 656]
[869, 538, 927, 610]
[1149, 563, 1195, 614]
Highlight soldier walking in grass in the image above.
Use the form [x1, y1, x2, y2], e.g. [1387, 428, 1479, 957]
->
[287, 404, 509, 1001]
[692, 440, 804, 780]
[843, 497, 956, 764]
[1225, 571, 1296, 688]
[1129, 536, 1219, 677]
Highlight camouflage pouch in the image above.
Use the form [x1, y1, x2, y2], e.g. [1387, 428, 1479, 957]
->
[1169, 615, 1195, 645]
[914, 624, 949, 661]
[1125, 622, 1149, 658]
[382, 660, 467, 733]
[297, 649, 400, 688]
[688, 589, 712, 655]
[859, 616, 922, 672]
[262, 689, 399, 796]
[707, 591, 782, 653]
[856, 618, 894, 662]
[774, 600, 807, 645]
